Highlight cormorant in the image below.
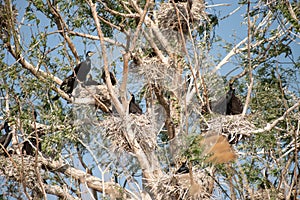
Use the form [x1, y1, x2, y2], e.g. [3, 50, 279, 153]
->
[22, 138, 41, 156]
[53, 51, 96, 100]
[84, 74, 100, 86]
[0, 121, 12, 150]
[212, 84, 243, 115]
[129, 93, 143, 115]
[101, 69, 117, 86]
[52, 75, 76, 100]
[226, 84, 243, 115]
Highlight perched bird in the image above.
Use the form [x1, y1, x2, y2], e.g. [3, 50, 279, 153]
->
[84, 74, 100, 86]
[226, 84, 243, 115]
[212, 83, 243, 115]
[129, 93, 143, 115]
[53, 51, 96, 100]
[0, 121, 12, 150]
[22, 138, 41, 156]
[101, 69, 117, 86]
[74, 51, 95, 82]
[52, 75, 76, 100]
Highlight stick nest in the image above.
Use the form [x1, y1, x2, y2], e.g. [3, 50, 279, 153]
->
[0, 154, 44, 191]
[157, 1, 206, 35]
[102, 113, 157, 152]
[150, 169, 213, 200]
[206, 115, 256, 144]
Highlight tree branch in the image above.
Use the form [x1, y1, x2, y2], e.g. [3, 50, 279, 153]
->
[252, 99, 300, 134]
[87, 0, 124, 115]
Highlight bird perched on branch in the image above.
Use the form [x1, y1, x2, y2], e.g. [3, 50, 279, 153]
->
[53, 51, 96, 100]
[129, 93, 143, 115]
[101, 69, 117, 86]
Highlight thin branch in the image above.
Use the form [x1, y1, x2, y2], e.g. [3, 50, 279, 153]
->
[87, 0, 124, 115]
[39, 156, 131, 197]
[45, 0, 79, 62]
[68, 30, 126, 49]
[252, 99, 300, 134]
[242, 0, 253, 117]
[43, 184, 79, 200]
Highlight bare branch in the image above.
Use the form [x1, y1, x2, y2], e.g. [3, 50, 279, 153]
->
[68, 30, 126, 49]
[44, 184, 79, 200]
[87, 0, 124, 115]
[252, 99, 300, 134]
[45, 0, 79, 62]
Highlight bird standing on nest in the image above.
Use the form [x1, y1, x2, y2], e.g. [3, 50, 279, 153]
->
[226, 84, 243, 115]
[212, 83, 243, 115]
[53, 51, 96, 100]
[129, 93, 143, 115]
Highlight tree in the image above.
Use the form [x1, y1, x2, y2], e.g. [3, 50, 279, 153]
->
[0, 0, 299, 199]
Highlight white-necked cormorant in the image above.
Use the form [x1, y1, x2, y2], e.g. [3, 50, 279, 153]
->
[53, 51, 95, 100]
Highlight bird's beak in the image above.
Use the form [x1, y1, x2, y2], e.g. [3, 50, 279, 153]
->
[90, 51, 96, 56]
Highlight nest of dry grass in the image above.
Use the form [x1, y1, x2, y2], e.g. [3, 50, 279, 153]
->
[0, 154, 44, 191]
[130, 53, 188, 90]
[157, 1, 205, 33]
[150, 168, 213, 200]
[251, 188, 286, 200]
[102, 113, 157, 152]
[206, 115, 256, 144]
[140, 57, 177, 85]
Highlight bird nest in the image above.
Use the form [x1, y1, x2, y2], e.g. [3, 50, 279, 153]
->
[0, 154, 44, 191]
[206, 115, 256, 144]
[72, 84, 112, 113]
[142, 57, 176, 84]
[150, 169, 213, 200]
[131, 54, 179, 88]
[102, 113, 157, 152]
[157, 1, 206, 35]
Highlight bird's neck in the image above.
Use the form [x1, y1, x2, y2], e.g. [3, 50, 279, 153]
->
[85, 57, 91, 64]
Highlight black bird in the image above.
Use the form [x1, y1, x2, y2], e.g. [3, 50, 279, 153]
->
[84, 74, 100, 86]
[101, 69, 117, 86]
[129, 93, 143, 115]
[212, 84, 243, 115]
[52, 75, 76, 100]
[226, 84, 243, 115]
[53, 51, 96, 100]
[74, 51, 95, 82]
[22, 138, 41, 156]
[0, 121, 12, 150]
